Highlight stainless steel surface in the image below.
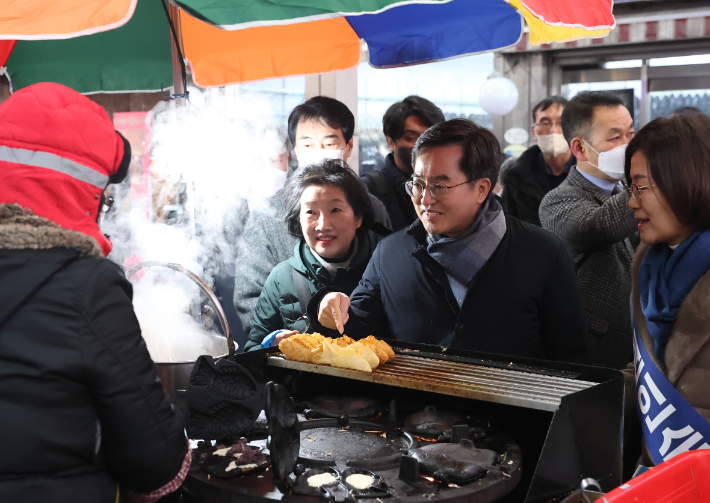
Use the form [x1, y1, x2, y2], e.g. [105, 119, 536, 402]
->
[126, 260, 234, 357]
[267, 354, 596, 412]
[156, 361, 192, 423]
[126, 261, 234, 409]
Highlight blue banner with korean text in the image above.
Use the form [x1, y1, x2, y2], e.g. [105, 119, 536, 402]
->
[634, 324, 710, 465]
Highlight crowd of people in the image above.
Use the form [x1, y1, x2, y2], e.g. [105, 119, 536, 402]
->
[1, 78, 710, 501]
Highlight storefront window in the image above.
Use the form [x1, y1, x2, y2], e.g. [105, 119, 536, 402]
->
[357, 54, 494, 174]
[238, 77, 306, 119]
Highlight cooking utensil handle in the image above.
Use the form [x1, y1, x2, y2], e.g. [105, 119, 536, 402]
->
[126, 260, 235, 356]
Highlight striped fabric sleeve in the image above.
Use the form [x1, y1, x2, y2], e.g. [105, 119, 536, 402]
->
[125, 442, 192, 503]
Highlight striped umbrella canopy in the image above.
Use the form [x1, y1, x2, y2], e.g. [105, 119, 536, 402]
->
[0, 0, 614, 93]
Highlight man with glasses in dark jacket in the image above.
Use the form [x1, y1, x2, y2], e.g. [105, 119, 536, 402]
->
[501, 96, 575, 226]
[312, 119, 588, 363]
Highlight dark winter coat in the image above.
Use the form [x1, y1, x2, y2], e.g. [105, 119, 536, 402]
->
[539, 167, 638, 369]
[308, 213, 589, 363]
[245, 230, 382, 351]
[501, 145, 574, 226]
[362, 153, 418, 232]
[0, 205, 187, 503]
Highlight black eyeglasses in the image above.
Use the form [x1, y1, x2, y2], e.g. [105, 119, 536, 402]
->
[405, 178, 474, 201]
[625, 183, 656, 202]
[533, 120, 562, 134]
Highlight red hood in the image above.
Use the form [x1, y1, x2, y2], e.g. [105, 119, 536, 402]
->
[0, 82, 126, 256]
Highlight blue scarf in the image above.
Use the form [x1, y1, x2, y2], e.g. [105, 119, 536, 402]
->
[639, 230, 710, 366]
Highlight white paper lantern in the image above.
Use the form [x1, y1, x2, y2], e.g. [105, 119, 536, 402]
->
[479, 77, 519, 116]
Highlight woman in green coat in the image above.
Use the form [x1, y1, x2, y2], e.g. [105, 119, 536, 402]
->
[245, 159, 386, 351]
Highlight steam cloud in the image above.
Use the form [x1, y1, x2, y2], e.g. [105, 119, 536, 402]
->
[103, 86, 289, 361]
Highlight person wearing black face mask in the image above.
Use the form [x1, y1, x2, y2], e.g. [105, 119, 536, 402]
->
[362, 96, 445, 231]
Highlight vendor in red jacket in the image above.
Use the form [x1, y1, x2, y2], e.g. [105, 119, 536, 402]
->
[315, 119, 588, 363]
[0, 83, 189, 503]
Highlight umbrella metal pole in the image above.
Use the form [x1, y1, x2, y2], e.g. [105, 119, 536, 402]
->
[169, 4, 186, 101]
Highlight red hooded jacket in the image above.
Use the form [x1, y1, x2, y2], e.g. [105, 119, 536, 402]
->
[0, 82, 128, 256]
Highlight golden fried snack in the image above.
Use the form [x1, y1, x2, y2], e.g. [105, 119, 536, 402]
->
[279, 333, 394, 371]
[350, 341, 380, 370]
[359, 338, 388, 365]
[317, 338, 340, 366]
[364, 336, 396, 361]
[279, 333, 324, 363]
[334, 335, 354, 348]
[334, 346, 372, 372]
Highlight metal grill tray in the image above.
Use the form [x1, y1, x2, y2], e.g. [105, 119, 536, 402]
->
[267, 352, 596, 412]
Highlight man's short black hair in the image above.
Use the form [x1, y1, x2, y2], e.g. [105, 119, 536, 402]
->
[287, 96, 354, 146]
[412, 118, 500, 189]
[561, 91, 626, 145]
[383, 95, 445, 140]
[532, 96, 568, 122]
[284, 159, 374, 239]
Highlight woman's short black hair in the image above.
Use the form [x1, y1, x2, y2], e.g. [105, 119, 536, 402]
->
[284, 159, 375, 239]
[287, 96, 354, 146]
[625, 113, 710, 230]
[412, 118, 500, 188]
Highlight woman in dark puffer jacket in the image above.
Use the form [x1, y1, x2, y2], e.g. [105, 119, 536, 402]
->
[245, 160, 385, 350]
[0, 83, 189, 503]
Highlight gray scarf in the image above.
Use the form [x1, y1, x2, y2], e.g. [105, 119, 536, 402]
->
[311, 236, 359, 280]
[426, 195, 506, 286]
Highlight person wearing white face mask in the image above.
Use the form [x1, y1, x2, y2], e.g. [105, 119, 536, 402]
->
[501, 96, 575, 226]
[233, 96, 392, 337]
[539, 91, 639, 371]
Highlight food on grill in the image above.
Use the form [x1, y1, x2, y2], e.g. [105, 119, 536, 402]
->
[278, 333, 325, 363]
[307, 472, 338, 487]
[349, 341, 380, 369]
[363, 336, 396, 361]
[359, 338, 388, 364]
[317, 337, 341, 366]
[345, 473, 374, 489]
[279, 333, 395, 372]
[334, 345, 373, 372]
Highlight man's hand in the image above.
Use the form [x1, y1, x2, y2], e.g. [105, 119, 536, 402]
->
[318, 292, 351, 334]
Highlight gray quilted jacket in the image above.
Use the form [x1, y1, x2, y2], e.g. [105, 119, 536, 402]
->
[539, 167, 638, 369]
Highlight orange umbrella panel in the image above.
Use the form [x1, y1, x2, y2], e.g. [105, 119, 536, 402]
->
[0, 0, 137, 40]
[182, 15, 362, 87]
